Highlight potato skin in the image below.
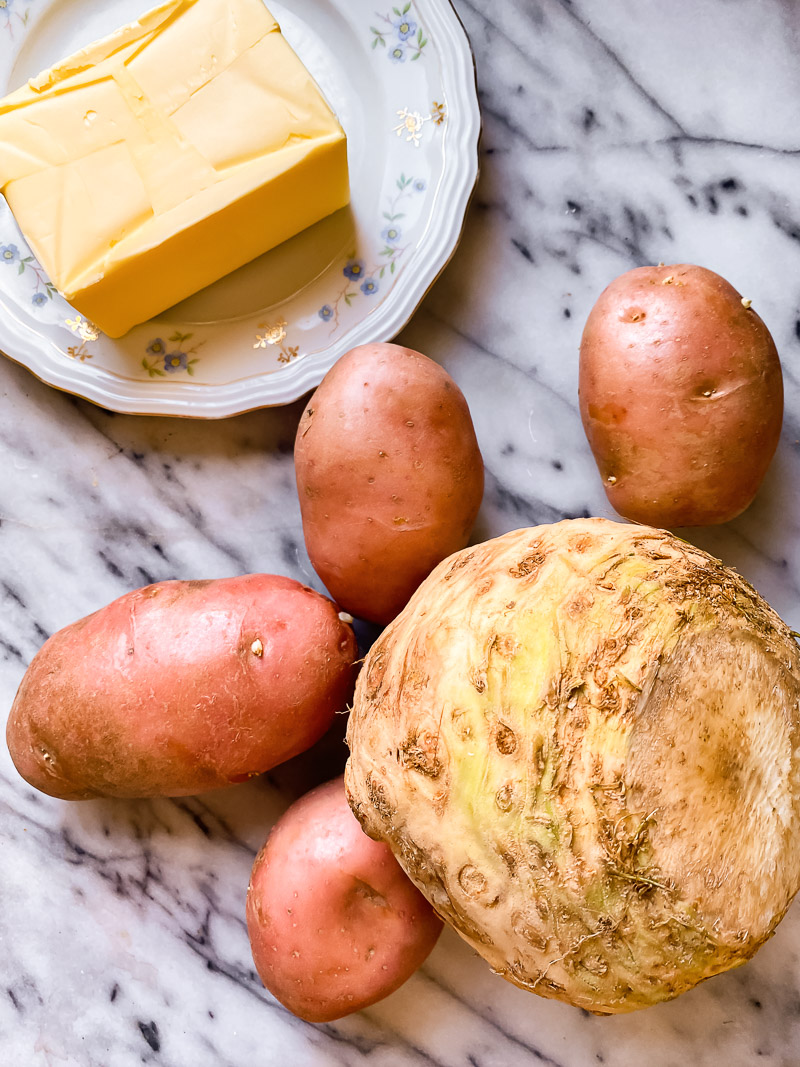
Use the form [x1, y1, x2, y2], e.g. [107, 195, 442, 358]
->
[295, 343, 484, 624]
[579, 264, 783, 526]
[7, 575, 357, 800]
[246, 777, 442, 1023]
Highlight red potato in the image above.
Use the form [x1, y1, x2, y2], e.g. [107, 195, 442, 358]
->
[7, 575, 357, 800]
[579, 264, 783, 527]
[246, 777, 443, 1022]
[295, 343, 484, 625]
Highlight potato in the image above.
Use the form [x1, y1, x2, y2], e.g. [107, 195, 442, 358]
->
[579, 264, 783, 526]
[7, 575, 357, 800]
[246, 777, 442, 1022]
[295, 343, 484, 624]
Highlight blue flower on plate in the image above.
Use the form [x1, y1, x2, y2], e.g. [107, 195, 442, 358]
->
[360, 278, 379, 296]
[343, 259, 366, 281]
[381, 225, 402, 244]
[1, 243, 20, 264]
[414, 179, 427, 193]
[31, 292, 47, 307]
[163, 351, 188, 373]
[0, 0, 13, 13]
[388, 44, 406, 63]
[318, 305, 334, 322]
[393, 16, 417, 40]
[146, 338, 166, 356]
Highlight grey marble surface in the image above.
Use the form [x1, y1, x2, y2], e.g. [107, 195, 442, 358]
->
[3, 0, 800, 1064]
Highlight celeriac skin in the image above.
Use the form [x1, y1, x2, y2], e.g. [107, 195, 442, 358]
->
[7, 574, 357, 799]
[579, 264, 783, 527]
[346, 518, 800, 1013]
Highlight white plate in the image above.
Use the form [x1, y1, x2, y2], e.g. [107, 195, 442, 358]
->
[0, 0, 479, 416]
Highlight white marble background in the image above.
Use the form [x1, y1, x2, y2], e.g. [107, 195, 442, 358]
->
[3, 0, 800, 1064]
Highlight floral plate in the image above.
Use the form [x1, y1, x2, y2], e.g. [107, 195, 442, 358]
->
[0, 0, 479, 416]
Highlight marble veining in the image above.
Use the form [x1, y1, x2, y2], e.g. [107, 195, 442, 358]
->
[2, 0, 800, 1064]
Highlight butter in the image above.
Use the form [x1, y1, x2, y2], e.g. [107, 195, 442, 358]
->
[0, 0, 350, 337]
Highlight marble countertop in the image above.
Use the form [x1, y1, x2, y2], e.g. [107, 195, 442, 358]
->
[3, 0, 800, 1064]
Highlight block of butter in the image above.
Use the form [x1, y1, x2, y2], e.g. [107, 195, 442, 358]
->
[0, 0, 350, 337]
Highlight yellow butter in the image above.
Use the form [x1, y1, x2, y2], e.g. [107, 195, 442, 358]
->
[0, 0, 350, 337]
